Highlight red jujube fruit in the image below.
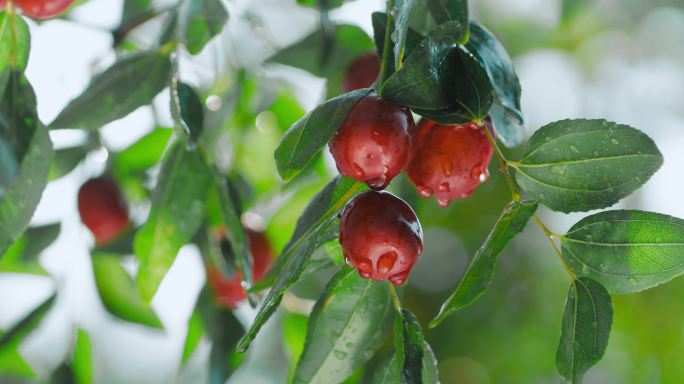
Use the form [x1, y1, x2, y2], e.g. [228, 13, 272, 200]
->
[339, 191, 423, 286]
[207, 229, 274, 309]
[342, 53, 380, 92]
[14, 0, 74, 19]
[407, 118, 494, 207]
[329, 92, 414, 190]
[77, 177, 131, 245]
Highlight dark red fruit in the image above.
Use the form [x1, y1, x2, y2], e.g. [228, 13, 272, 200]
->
[14, 0, 74, 19]
[407, 118, 494, 207]
[342, 53, 380, 92]
[339, 191, 423, 286]
[329, 92, 414, 190]
[207, 229, 274, 309]
[0, 0, 6, 10]
[77, 177, 131, 245]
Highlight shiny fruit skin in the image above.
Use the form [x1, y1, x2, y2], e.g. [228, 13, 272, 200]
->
[14, 0, 74, 19]
[407, 118, 494, 207]
[342, 53, 380, 93]
[339, 191, 423, 286]
[207, 229, 274, 309]
[77, 177, 131, 245]
[329, 92, 414, 190]
[0, 0, 6, 10]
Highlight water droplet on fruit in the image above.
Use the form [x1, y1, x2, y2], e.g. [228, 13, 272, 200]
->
[351, 161, 366, 179]
[436, 197, 450, 207]
[441, 158, 453, 176]
[389, 272, 408, 285]
[479, 172, 488, 183]
[357, 259, 372, 274]
[417, 185, 433, 198]
[359, 271, 371, 278]
[377, 251, 398, 274]
[438, 182, 450, 192]
[344, 257, 352, 267]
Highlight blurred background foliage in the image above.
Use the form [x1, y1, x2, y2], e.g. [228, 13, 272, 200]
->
[2, 0, 684, 383]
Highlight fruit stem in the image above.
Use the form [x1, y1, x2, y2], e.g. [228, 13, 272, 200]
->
[389, 284, 402, 311]
[378, 0, 396, 85]
[533, 215, 575, 280]
[480, 121, 521, 201]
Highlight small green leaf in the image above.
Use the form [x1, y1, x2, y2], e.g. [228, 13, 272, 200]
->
[0, 75, 52, 255]
[113, 127, 173, 176]
[371, 12, 423, 77]
[177, 82, 204, 141]
[430, 200, 537, 327]
[120, 0, 152, 26]
[50, 51, 171, 130]
[135, 145, 211, 302]
[184, 0, 229, 55]
[293, 268, 391, 384]
[0, 10, 30, 75]
[269, 24, 375, 80]
[556, 277, 612, 384]
[0, 292, 56, 347]
[212, 171, 253, 291]
[72, 329, 93, 384]
[239, 177, 367, 352]
[512, 119, 663, 213]
[181, 310, 204, 364]
[426, 0, 468, 31]
[561, 210, 684, 294]
[50, 146, 87, 180]
[1, 223, 59, 274]
[393, 0, 417, 70]
[466, 21, 524, 147]
[92, 253, 163, 328]
[274, 88, 371, 181]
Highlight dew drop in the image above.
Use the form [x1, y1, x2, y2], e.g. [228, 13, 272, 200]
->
[377, 251, 398, 274]
[389, 272, 408, 286]
[351, 161, 366, 179]
[611, 139, 619, 145]
[417, 185, 433, 198]
[438, 182, 450, 192]
[479, 172, 488, 183]
[627, 277, 638, 284]
[333, 349, 348, 359]
[441, 158, 453, 176]
[390, 30, 399, 43]
[436, 197, 450, 207]
[570, 145, 580, 153]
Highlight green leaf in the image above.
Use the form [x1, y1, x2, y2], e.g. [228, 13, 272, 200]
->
[430, 200, 537, 327]
[0, 292, 56, 348]
[393, 0, 417, 70]
[239, 177, 366, 351]
[560, 210, 684, 294]
[0, 10, 30, 75]
[380, 22, 493, 124]
[92, 253, 163, 328]
[121, 0, 152, 26]
[512, 119, 663, 213]
[113, 127, 173, 176]
[297, 0, 349, 9]
[49, 51, 171, 130]
[1, 223, 59, 274]
[371, 12, 423, 77]
[50, 146, 87, 180]
[556, 277, 612, 384]
[177, 82, 204, 141]
[293, 268, 391, 384]
[426, 0, 468, 30]
[274, 88, 372, 181]
[0, 75, 53, 255]
[269, 24, 375, 80]
[374, 310, 439, 383]
[181, 310, 204, 364]
[72, 329, 93, 384]
[465, 21, 524, 147]
[184, 0, 228, 55]
[211, 171, 253, 292]
[135, 145, 212, 302]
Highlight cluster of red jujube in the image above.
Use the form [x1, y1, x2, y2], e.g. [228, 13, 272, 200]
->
[1, 0, 75, 20]
[332, 56, 495, 285]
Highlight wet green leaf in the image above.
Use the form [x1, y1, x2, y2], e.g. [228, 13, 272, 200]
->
[274, 88, 371, 181]
[50, 51, 171, 130]
[466, 21, 524, 147]
[394, 0, 417, 70]
[0, 10, 30, 76]
[561, 210, 684, 293]
[293, 268, 391, 384]
[556, 277, 612, 384]
[371, 12, 423, 77]
[513, 119, 663, 212]
[430, 200, 537, 327]
[426, 0, 468, 30]
[135, 145, 211, 302]
[92, 253, 163, 328]
[113, 127, 173, 176]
